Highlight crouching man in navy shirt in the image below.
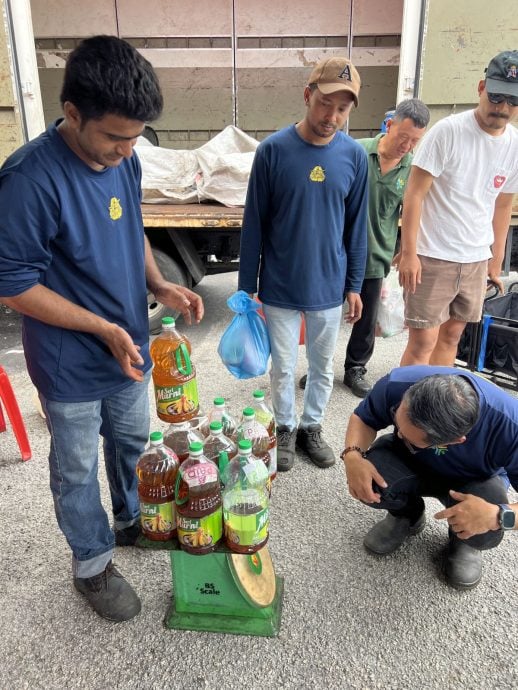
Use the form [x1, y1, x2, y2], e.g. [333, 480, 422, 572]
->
[341, 366, 518, 589]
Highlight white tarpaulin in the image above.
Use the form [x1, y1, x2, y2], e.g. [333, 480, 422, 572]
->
[135, 125, 259, 207]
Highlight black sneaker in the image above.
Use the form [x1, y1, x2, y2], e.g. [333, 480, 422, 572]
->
[276, 425, 297, 471]
[445, 537, 482, 590]
[343, 367, 372, 398]
[74, 561, 141, 622]
[115, 523, 141, 546]
[363, 512, 426, 555]
[299, 374, 307, 390]
[296, 424, 335, 468]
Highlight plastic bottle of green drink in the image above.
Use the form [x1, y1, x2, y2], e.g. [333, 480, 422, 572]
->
[221, 439, 270, 554]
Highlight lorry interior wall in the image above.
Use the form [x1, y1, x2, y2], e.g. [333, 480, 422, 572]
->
[419, 0, 518, 127]
[30, 0, 403, 147]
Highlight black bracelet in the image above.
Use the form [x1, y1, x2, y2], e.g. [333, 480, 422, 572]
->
[340, 446, 367, 461]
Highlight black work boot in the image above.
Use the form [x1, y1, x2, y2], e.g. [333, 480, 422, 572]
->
[363, 512, 426, 555]
[299, 374, 307, 390]
[343, 367, 372, 398]
[276, 425, 297, 471]
[296, 424, 335, 468]
[74, 561, 141, 622]
[114, 523, 141, 546]
[445, 537, 482, 590]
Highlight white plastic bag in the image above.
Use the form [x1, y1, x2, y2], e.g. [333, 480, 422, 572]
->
[376, 268, 405, 338]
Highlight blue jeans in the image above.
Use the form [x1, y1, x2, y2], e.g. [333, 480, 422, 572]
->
[39, 371, 150, 578]
[366, 434, 507, 550]
[263, 304, 342, 429]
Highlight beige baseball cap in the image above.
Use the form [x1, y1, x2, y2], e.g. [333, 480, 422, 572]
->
[307, 57, 361, 106]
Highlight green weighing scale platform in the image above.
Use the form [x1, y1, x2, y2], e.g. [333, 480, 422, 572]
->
[137, 536, 284, 637]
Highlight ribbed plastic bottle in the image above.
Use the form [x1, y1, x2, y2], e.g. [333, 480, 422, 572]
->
[175, 441, 223, 554]
[203, 421, 238, 468]
[221, 439, 270, 554]
[163, 420, 204, 464]
[250, 389, 277, 483]
[236, 407, 271, 477]
[200, 397, 237, 440]
[150, 316, 199, 423]
[136, 431, 179, 541]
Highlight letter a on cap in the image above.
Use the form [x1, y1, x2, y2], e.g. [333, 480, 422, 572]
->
[338, 65, 352, 81]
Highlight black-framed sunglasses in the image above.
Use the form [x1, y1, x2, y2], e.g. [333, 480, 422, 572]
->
[487, 92, 518, 107]
[389, 405, 435, 455]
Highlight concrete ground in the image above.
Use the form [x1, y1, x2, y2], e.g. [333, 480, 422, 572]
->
[1, 272, 518, 690]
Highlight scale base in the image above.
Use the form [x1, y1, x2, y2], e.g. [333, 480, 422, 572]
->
[165, 575, 284, 637]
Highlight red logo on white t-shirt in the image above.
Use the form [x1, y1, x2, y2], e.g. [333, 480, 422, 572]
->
[494, 175, 506, 188]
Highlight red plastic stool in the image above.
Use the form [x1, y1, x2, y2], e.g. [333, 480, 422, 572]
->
[0, 366, 32, 461]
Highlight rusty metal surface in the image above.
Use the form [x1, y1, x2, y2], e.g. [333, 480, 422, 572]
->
[141, 202, 243, 228]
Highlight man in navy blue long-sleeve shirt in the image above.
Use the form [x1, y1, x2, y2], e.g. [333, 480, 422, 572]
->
[239, 57, 368, 472]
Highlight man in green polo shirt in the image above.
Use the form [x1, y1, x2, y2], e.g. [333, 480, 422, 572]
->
[343, 98, 429, 397]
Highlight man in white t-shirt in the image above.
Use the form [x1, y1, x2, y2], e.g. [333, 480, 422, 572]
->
[398, 50, 518, 366]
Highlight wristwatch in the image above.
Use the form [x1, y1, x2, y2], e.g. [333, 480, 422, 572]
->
[498, 504, 516, 530]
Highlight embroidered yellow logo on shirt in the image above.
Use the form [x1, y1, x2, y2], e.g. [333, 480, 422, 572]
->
[309, 166, 325, 182]
[109, 197, 123, 220]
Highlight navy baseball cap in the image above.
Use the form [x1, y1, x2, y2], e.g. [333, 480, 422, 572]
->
[485, 51, 518, 97]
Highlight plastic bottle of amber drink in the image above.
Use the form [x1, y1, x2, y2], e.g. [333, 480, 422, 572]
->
[150, 316, 199, 423]
[175, 441, 223, 555]
[136, 431, 179, 541]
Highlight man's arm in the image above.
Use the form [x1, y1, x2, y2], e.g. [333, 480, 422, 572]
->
[398, 166, 434, 293]
[488, 192, 515, 293]
[342, 148, 369, 323]
[342, 413, 387, 504]
[1, 285, 146, 381]
[238, 148, 269, 297]
[144, 237, 203, 325]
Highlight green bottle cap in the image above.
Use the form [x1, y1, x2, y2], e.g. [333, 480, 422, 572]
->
[214, 397, 225, 406]
[242, 407, 255, 418]
[209, 421, 223, 432]
[149, 431, 163, 443]
[238, 439, 253, 452]
[189, 441, 204, 453]
[162, 316, 175, 326]
[253, 390, 265, 399]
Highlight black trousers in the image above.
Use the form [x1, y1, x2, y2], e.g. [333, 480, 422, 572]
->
[344, 277, 383, 370]
[365, 434, 507, 551]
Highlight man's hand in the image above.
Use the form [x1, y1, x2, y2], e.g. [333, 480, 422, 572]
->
[153, 283, 204, 325]
[344, 292, 363, 324]
[434, 490, 500, 539]
[101, 322, 146, 382]
[487, 259, 505, 294]
[397, 254, 421, 293]
[344, 455, 388, 504]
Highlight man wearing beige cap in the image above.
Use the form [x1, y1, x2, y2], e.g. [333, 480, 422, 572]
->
[398, 50, 518, 368]
[239, 57, 368, 472]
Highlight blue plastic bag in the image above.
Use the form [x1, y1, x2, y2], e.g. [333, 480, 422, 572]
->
[218, 291, 271, 379]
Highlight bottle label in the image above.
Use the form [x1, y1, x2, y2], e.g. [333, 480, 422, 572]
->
[224, 506, 269, 547]
[139, 500, 176, 536]
[155, 378, 199, 418]
[177, 508, 223, 549]
[182, 463, 218, 487]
